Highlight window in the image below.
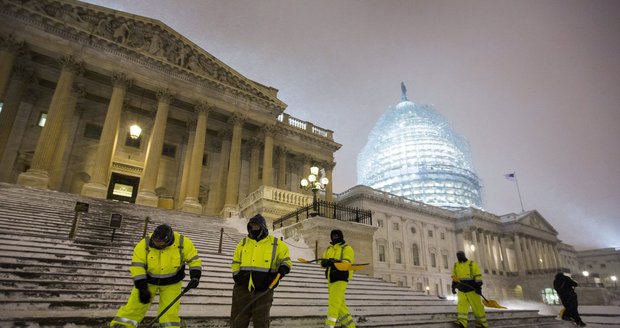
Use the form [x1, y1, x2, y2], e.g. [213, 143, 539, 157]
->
[162, 143, 176, 158]
[393, 222, 399, 231]
[412, 244, 420, 266]
[378, 245, 385, 262]
[441, 232, 445, 240]
[0, 101, 3, 113]
[410, 226, 416, 234]
[442, 254, 449, 269]
[38, 112, 48, 127]
[416, 282, 423, 291]
[430, 252, 437, 268]
[377, 219, 384, 228]
[600, 263, 606, 268]
[395, 247, 402, 264]
[428, 230, 433, 238]
[202, 154, 208, 166]
[83, 123, 102, 140]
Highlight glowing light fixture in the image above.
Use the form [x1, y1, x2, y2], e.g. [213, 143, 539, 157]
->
[129, 124, 142, 139]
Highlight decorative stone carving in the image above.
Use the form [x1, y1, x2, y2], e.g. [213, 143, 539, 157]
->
[261, 124, 277, 137]
[0, 34, 26, 54]
[58, 55, 84, 75]
[12, 63, 35, 82]
[111, 72, 132, 89]
[228, 113, 246, 127]
[155, 88, 173, 104]
[194, 101, 212, 115]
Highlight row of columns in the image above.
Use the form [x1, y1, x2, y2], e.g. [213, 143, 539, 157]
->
[469, 229, 561, 274]
[2, 47, 335, 215]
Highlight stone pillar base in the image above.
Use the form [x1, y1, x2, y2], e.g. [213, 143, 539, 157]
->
[16, 169, 49, 189]
[181, 198, 203, 214]
[221, 204, 240, 219]
[80, 182, 108, 199]
[136, 190, 159, 207]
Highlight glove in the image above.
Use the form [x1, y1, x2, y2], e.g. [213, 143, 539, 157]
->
[188, 270, 201, 289]
[320, 259, 334, 268]
[138, 287, 151, 304]
[277, 265, 290, 278]
[451, 281, 457, 294]
[474, 281, 483, 295]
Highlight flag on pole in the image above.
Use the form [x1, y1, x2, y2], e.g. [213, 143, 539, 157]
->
[504, 172, 516, 181]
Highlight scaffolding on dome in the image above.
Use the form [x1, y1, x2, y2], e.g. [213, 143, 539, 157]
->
[357, 84, 483, 210]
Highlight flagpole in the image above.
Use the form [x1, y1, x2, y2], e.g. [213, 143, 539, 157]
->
[513, 173, 525, 212]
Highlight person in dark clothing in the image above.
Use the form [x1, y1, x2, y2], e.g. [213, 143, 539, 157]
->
[553, 272, 586, 327]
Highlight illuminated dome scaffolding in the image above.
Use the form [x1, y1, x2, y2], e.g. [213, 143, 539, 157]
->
[357, 83, 483, 210]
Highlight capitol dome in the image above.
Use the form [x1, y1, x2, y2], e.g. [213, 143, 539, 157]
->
[357, 83, 483, 210]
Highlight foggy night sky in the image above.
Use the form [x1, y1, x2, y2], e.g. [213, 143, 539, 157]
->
[81, 0, 620, 251]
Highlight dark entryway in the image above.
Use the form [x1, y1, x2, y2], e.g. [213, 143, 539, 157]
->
[107, 173, 140, 203]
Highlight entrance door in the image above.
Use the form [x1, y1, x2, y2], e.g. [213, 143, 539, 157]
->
[107, 173, 140, 203]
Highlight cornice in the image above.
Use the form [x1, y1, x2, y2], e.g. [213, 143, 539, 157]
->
[1, 0, 286, 113]
[276, 121, 342, 152]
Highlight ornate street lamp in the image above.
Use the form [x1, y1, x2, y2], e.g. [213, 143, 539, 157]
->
[129, 124, 142, 139]
[300, 166, 329, 215]
[582, 271, 590, 286]
[611, 275, 617, 288]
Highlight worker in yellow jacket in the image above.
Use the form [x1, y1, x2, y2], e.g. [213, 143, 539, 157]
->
[110, 224, 202, 328]
[230, 214, 292, 328]
[451, 251, 488, 328]
[321, 229, 356, 328]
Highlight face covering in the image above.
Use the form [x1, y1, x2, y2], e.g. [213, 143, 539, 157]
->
[457, 252, 468, 262]
[249, 228, 264, 240]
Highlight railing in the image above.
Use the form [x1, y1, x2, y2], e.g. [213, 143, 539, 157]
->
[277, 113, 334, 140]
[272, 200, 372, 230]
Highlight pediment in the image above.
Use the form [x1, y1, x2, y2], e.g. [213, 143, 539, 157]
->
[516, 210, 558, 235]
[6, 0, 286, 112]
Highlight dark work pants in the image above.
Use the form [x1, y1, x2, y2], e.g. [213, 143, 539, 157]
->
[561, 294, 583, 324]
[230, 283, 274, 328]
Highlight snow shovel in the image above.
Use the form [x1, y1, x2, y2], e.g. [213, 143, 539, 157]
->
[231, 273, 281, 325]
[143, 283, 193, 327]
[298, 258, 369, 271]
[453, 281, 506, 309]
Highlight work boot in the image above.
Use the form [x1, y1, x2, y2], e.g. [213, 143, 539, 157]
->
[453, 321, 466, 328]
[576, 322, 587, 327]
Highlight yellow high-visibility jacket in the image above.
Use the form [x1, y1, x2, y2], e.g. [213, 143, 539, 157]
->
[323, 242, 354, 283]
[129, 231, 202, 285]
[231, 235, 291, 291]
[452, 259, 482, 292]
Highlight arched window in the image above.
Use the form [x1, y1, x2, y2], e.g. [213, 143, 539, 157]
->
[412, 244, 420, 266]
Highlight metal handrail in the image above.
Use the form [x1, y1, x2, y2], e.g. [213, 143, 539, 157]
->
[273, 200, 372, 230]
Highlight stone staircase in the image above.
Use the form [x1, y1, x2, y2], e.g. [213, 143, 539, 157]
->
[0, 182, 570, 327]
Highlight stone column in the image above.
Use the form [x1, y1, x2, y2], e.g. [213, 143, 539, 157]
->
[182, 102, 210, 213]
[136, 89, 173, 206]
[527, 238, 538, 270]
[18, 56, 83, 189]
[177, 120, 195, 208]
[0, 88, 37, 182]
[513, 234, 525, 273]
[223, 113, 245, 216]
[208, 131, 231, 214]
[49, 85, 86, 190]
[276, 146, 287, 189]
[81, 73, 131, 198]
[261, 124, 276, 187]
[0, 64, 32, 161]
[552, 245, 561, 269]
[0, 34, 25, 100]
[248, 137, 261, 193]
[498, 235, 509, 272]
[324, 161, 335, 202]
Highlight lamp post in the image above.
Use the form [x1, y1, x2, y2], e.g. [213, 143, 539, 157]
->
[611, 275, 617, 289]
[129, 124, 142, 139]
[300, 166, 329, 216]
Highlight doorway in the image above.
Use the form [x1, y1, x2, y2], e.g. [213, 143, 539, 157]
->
[107, 173, 140, 203]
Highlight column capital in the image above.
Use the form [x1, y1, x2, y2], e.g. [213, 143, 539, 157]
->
[248, 136, 262, 149]
[72, 84, 87, 100]
[156, 88, 173, 104]
[194, 101, 212, 115]
[111, 72, 133, 89]
[261, 123, 277, 137]
[322, 161, 336, 170]
[275, 145, 288, 156]
[301, 154, 313, 165]
[23, 86, 41, 104]
[228, 112, 246, 127]
[0, 34, 26, 53]
[12, 63, 35, 82]
[58, 55, 84, 75]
